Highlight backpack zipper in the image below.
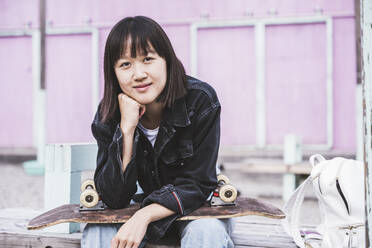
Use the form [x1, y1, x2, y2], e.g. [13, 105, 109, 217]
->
[336, 178, 350, 215]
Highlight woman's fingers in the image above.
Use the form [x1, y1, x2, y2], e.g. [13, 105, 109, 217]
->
[118, 93, 143, 113]
[113, 211, 148, 248]
[139, 105, 146, 118]
[124, 239, 134, 248]
[111, 236, 129, 248]
[111, 236, 120, 248]
[118, 238, 127, 248]
[111, 234, 142, 248]
[118, 93, 145, 131]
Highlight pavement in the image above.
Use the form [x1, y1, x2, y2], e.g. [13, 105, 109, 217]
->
[0, 161, 321, 226]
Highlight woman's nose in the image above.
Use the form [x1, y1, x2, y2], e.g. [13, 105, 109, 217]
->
[133, 63, 147, 81]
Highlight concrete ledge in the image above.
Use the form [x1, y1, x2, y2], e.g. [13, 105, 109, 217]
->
[0, 147, 36, 164]
[0, 208, 307, 248]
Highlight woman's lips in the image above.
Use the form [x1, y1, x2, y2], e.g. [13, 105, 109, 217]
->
[133, 83, 152, 92]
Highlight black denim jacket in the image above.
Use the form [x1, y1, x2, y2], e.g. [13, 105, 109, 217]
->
[91, 76, 220, 241]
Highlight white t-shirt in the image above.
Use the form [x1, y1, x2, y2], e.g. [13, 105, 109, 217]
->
[138, 122, 159, 147]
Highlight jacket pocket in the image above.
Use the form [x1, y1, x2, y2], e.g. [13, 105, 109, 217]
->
[160, 140, 193, 166]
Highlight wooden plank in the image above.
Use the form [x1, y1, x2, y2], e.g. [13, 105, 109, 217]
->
[360, 0, 372, 246]
[231, 217, 298, 247]
[0, 233, 80, 248]
[218, 147, 356, 159]
[224, 161, 311, 174]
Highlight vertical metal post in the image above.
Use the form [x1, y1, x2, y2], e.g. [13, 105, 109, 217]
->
[35, 0, 47, 169]
[91, 28, 99, 117]
[255, 22, 266, 148]
[37, 0, 47, 167]
[190, 23, 198, 77]
[40, 0, 46, 90]
[23, 0, 47, 174]
[283, 134, 302, 201]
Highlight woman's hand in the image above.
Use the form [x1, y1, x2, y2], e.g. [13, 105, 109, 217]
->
[118, 93, 146, 134]
[111, 210, 151, 248]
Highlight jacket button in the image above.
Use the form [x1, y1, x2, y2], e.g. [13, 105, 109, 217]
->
[151, 170, 155, 176]
[180, 162, 184, 166]
[143, 150, 148, 156]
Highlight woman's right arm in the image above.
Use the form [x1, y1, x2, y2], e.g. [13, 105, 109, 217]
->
[119, 93, 145, 171]
[120, 128, 135, 172]
[92, 95, 144, 209]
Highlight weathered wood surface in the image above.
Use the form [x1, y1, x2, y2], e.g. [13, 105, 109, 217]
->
[225, 159, 312, 175]
[360, 0, 372, 245]
[28, 197, 285, 230]
[1, 209, 302, 247]
[0, 208, 82, 248]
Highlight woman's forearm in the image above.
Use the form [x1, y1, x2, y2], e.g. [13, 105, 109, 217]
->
[120, 123, 135, 172]
[137, 203, 176, 224]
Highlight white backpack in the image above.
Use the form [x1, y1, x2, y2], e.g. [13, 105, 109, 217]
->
[282, 154, 365, 248]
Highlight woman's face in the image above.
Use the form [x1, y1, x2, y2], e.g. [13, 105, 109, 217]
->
[114, 42, 167, 105]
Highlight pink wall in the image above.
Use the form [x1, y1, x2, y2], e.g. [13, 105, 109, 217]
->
[266, 23, 327, 145]
[197, 27, 257, 146]
[333, 17, 357, 151]
[0, 0, 357, 153]
[46, 34, 93, 143]
[0, 0, 354, 28]
[0, 37, 33, 147]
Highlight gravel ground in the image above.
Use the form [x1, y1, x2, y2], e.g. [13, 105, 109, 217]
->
[0, 162, 44, 209]
[0, 161, 320, 225]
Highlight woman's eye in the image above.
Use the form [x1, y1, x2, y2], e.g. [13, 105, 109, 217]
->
[120, 62, 130, 68]
[144, 57, 154, 63]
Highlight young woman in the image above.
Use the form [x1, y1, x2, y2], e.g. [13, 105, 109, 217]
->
[82, 16, 234, 248]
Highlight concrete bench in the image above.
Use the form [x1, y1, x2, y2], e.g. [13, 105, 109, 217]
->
[0, 208, 302, 247]
[0, 142, 315, 247]
[43, 133, 305, 233]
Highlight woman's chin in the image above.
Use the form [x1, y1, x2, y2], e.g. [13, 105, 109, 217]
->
[134, 97, 156, 106]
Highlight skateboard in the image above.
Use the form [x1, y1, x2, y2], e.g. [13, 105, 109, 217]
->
[78, 174, 239, 210]
[28, 175, 285, 230]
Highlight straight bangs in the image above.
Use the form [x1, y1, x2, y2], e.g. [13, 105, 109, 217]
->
[111, 19, 166, 63]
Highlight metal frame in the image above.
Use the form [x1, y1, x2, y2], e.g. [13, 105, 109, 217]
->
[0, 30, 40, 151]
[0, 28, 100, 161]
[46, 27, 100, 117]
[190, 16, 334, 151]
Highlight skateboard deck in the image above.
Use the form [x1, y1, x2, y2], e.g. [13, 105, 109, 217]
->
[28, 197, 285, 230]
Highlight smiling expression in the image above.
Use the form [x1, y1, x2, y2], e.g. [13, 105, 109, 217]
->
[114, 41, 167, 106]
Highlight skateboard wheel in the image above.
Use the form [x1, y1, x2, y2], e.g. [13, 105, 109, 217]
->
[217, 174, 230, 185]
[80, 189, 99, 208]
[219, 185, 237, 203]
[81, 179, 96, 192]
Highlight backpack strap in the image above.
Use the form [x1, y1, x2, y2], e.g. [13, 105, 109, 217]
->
[282, 177, 312, 248]
[282, 154, 327, 248]
[309, 154, 326, 167]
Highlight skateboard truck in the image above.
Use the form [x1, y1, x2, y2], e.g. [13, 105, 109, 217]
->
[210, 174, 238, 206]
[79, 179, 106, 211]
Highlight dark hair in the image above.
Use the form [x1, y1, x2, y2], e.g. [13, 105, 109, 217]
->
[100, 16, 187, 123]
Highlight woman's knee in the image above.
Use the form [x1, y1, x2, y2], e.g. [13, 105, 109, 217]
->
[81, 223, 121, 248]
[181, 218, 234, 248]
[183, 219, 224, 234]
